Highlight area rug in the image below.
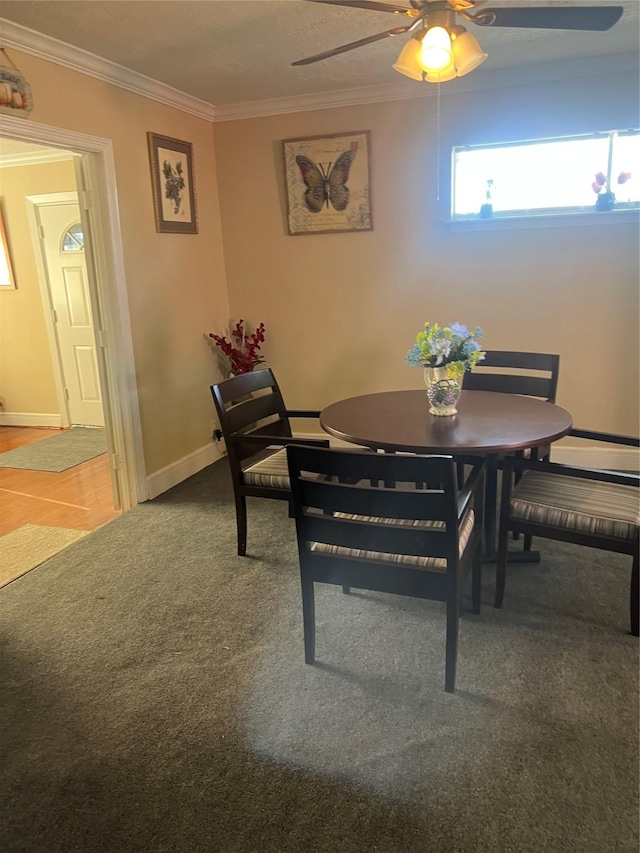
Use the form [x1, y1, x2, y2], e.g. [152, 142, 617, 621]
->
[0, 523, 89, 587]
[0, 427, 107, 472]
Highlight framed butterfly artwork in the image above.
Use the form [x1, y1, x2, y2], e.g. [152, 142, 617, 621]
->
[282, 131, 372, 235]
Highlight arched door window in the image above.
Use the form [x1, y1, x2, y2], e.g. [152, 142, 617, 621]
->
[61, 222, 84, 252]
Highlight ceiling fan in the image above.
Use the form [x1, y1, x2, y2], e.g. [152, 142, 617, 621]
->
[292, 1, 624, 82]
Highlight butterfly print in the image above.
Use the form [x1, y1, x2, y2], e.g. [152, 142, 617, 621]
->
[295, 149, 356, 213]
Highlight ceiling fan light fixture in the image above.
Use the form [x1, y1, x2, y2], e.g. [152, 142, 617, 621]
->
[392, 38, 425, 81]
[419, 26, 453, 74]
[295, 1, 624, 82]
[451, 29, 488, 77]
[422, 61, 458, 83]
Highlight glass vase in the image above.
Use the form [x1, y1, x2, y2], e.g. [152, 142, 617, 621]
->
[424, 366, 464, 416]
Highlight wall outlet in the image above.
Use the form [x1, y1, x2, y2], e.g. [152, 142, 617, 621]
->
[213, 428, 223, 441]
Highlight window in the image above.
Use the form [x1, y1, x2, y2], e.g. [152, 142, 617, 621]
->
[61, 222, 84, 252]
[452, 130, 639, 221]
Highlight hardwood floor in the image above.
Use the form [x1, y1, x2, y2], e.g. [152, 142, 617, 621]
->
[0, 426, 121, 537]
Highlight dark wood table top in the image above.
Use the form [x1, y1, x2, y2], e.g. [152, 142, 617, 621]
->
[320, 390, 573, 455]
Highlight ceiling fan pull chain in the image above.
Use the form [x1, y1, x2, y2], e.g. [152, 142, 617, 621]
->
[436, 82, 441, 202]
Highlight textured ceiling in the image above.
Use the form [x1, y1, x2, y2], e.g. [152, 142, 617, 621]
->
[0, 0, 638, 106]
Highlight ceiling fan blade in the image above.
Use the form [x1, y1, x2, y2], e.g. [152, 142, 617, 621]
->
[305, 0, 418, 16]
[474, 6, 624, 31]
[292, 25, 411, 65]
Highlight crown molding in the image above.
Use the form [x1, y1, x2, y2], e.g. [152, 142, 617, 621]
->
[213, 52, 640, 122]
[0, 17, 637, 124]
[0, 18, 217, 121]
[213, 82, 425, 122]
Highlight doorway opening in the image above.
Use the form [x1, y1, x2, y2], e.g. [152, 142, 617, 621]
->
[0, 117, 146, 582]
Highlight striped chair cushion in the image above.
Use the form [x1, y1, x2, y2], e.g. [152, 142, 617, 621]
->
[511, 471, 639, 540]
[243, 447, 290, 489]
[243, 443, 370, 490]
[310, 510, 475, 572]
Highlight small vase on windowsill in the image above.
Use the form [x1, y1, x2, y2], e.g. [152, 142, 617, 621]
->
[595, 191, 616, 212]
[479, 179, 494, 219]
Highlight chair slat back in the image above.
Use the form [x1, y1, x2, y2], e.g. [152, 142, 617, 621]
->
[224, 393, 291, 435]
[298, 478, 451, 521]
[465, 351, 560, 402]
[289, 444, 454, 487]
[211, 368, 286, 436]
[302, 514, 452, 559]
[214, 369, 283, 404]
[211, 369, 292, 467]
[287, 446, 460, 565]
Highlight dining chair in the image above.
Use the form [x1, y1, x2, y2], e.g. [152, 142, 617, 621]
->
[464, 349, 560, 471]
[462, 350, 561, 550]
[211, 369, 329, 556]
[464, 350, 560, 402]
[286, 444, 485, 692]
[496, 428, 639, 635]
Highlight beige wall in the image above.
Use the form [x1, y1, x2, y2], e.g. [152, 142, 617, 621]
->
[214, 70, 639, 438]
[2, 51, 636, 488]
[5, 49, 230, 474]
[0, 159, 76, 417]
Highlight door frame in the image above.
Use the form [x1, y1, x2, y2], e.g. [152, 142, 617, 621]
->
[26, 191, 88, 430]
[0, 114, 147, 509]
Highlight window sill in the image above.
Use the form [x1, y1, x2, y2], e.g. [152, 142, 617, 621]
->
[447, 208, 639, 232]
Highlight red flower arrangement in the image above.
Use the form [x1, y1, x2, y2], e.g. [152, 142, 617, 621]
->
[209, 320, 266, 376]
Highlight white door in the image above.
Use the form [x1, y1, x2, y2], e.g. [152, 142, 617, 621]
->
[37, 200, 105, 427]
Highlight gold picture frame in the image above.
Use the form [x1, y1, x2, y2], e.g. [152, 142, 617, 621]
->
[147, 132, 198, 234]
[0, 206, 16, 289]
[282, 130, 372, 236]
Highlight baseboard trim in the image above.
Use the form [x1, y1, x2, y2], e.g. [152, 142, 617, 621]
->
[146, 442, 223, 500]
[295, 433, 639, 471]
[0, 411, 63, 428]
[550, 446, 639, 471]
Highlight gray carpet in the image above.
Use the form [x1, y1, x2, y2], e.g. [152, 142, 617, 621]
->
[0, 427, 107, 471]
[0, 458, 637, 853]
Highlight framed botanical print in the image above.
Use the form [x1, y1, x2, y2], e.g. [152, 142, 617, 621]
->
[147, 132, 198, 234]
[282, 130, 372, 236]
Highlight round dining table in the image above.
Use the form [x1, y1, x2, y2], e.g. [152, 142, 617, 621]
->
[320, 389, 573, 559]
